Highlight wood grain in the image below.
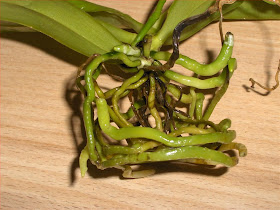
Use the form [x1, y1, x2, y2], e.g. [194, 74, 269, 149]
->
[1, 1, 279, 209]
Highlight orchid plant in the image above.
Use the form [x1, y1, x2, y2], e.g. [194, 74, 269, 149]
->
[1, 0, 279, 178]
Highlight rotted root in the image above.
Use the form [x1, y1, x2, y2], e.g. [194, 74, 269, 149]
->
[146, 10, 212, 72]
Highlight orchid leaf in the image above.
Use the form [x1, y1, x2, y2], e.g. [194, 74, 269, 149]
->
[0, 20, 36, 32]
[95, 19, 137, 44]
[263, 0, 280, 6]
[1, 0, 279, 55]
[163, 1, 243, 45]
[0, 0, 121, 56]
[68, 0, 143, 32]
[224, 0, 280, 20]
[151, 0, 215, 51]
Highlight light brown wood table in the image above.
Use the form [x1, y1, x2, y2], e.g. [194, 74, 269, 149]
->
[1, 1, 279, 209]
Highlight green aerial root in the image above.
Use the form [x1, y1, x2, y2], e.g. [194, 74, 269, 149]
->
[76, 10, 247, 178]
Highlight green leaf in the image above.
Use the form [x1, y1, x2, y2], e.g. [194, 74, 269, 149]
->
[151, 0, 280, 49]
[151, 0, 215, 51]
[0, 20, 36, 32]
[68, 0, 143, 32]
[95, 19, 137, 44]
[224, 0, 280, 20]
[0, 0, 121, 56]
[163, 1, 244, 45]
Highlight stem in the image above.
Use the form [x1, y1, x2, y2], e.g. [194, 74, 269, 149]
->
[131, 0, 166, 47]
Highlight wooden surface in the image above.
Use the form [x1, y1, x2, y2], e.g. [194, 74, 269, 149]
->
[1, 1, 280, 209]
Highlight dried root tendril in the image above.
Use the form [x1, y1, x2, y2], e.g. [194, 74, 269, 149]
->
[249, 60, 280, 92]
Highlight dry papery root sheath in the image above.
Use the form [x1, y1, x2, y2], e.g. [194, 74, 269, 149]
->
[249, 60, 280, 92]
